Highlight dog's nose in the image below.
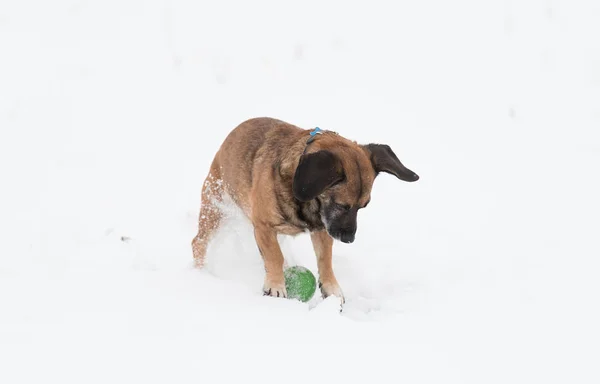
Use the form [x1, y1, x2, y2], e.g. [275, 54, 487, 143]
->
[340, 232, 355, 244]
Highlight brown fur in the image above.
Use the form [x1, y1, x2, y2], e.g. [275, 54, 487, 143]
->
[191, 117, 419, 302]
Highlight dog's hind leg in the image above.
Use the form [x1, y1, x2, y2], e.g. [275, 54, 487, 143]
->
[191, 163, 224, 268]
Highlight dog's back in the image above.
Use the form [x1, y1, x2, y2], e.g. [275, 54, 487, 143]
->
[213, 117, 307, 213]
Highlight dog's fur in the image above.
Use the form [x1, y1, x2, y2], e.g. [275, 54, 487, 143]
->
[191, 117, 419, 301]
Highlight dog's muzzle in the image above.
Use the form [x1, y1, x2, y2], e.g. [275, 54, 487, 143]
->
[329, 227, 356, 244]
[339, 231, 355, 244]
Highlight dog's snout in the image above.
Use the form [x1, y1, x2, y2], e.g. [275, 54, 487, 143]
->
[340, 231, 355, 244]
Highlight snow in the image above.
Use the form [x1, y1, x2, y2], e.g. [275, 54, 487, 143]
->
[1, 0, 599, 382]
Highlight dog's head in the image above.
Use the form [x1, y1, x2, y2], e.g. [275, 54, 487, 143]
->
[292, 136, 419, 243]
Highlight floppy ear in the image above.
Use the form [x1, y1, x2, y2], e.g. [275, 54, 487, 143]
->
[362, 143, 419, 182]
[293, 150, 344, 202]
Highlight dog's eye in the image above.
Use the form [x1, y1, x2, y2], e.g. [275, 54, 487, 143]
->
[331, 177, 345, 187]
[335, 202, 351, 211]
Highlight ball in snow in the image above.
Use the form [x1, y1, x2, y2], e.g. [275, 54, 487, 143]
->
[284, 266, 317, 303]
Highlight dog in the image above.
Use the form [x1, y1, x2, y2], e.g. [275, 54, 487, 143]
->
[191, 117, 419, 302]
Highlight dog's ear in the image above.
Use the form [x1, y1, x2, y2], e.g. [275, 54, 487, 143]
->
[362, 143, 419, 182]
[293, 150, 344, 202]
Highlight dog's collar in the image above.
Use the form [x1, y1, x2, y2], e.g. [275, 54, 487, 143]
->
[302, 127, 322, 155]
[306, 127, 322, 144]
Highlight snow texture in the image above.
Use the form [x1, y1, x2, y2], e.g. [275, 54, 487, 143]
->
[1, 0, 599, 383]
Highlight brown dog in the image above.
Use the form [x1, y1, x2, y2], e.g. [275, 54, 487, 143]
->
[191, 117, 419, 302]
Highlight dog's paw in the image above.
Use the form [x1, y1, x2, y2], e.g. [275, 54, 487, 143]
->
[263, 279, 287, 298]
[318, 280, 345, 304]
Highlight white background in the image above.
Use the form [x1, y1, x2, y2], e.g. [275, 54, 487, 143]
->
[1, 0, 599, 383]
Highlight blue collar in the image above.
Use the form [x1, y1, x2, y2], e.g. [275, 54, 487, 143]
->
[302, 127, 323, 155]
[306, 127, 322, 143]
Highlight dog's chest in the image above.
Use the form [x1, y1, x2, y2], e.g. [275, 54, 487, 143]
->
[274, 199, 324, 235]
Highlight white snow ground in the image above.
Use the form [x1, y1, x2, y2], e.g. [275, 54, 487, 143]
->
[1, 0, 600, 383]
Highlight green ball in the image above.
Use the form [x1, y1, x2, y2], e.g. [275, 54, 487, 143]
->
[284, 266, 317, 302]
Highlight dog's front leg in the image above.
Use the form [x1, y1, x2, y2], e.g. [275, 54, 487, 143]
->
[310, 230, 345, 303]
[254, 226, 287, 298]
